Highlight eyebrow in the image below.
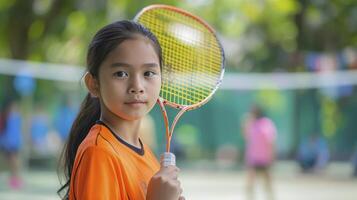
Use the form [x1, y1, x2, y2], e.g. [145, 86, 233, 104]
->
[111, 62, 159, 68]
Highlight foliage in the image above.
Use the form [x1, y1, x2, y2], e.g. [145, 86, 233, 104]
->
[0, 0, 355, 72]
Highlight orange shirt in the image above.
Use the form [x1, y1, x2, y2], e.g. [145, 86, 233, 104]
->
[69, 121, 160, 200]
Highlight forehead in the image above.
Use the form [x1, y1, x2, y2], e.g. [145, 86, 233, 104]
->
[105, 37, 159, 64]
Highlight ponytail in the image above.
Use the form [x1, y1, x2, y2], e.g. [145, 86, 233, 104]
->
[57, 94, 100, 199]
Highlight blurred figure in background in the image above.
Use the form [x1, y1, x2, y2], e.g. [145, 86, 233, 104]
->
[0, 98, 23, 189]
[54, 96, 77, 143]
[30, 103, 50, 155]
[242, 104, 277, 200]
[297, 135, 317, 172]
[351, 142, 357, 177]
[297, 133, 329, 172]
[314, 135, 329, 170]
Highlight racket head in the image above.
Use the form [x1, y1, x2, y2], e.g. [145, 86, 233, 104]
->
[135, 5, 225, 110]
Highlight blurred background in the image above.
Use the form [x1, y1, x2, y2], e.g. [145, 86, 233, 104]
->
[0, 0, 357, 199]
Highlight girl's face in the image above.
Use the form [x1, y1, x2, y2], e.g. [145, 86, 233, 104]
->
[94, 37, 161, 121]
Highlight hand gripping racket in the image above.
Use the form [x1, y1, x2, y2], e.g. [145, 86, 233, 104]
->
[135, 5, 225, 167]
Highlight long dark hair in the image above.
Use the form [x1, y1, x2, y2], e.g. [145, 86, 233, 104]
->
[57, 20, 162, 199]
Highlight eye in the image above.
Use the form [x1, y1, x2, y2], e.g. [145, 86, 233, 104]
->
[113, 71, 128, 78]
[144, 71, 157, 77]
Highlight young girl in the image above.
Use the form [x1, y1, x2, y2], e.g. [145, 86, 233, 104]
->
[242, 105, 277, 200]
[58, 20, 184, 200]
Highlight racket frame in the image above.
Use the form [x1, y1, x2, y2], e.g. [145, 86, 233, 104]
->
[135, 4, 225, 153]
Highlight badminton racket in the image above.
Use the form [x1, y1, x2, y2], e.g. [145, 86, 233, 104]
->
[135, 4, 225, 166]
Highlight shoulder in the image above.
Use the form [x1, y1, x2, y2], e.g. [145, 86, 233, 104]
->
[82, 145, 115, 159]
[259, 117, 275, 126]
[259, 117, 277, 135]
[75, 145, 118, 171]
[77, 123, 119, 155]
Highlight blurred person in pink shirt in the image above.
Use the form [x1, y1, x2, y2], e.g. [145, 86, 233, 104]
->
[242, 104, 277, 200]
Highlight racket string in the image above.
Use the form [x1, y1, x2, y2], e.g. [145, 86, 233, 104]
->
[136, 5, 224, 155]
[137, 6, 224, 106]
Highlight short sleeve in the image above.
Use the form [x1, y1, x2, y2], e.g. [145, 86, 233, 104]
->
[71, 146, 121, 200]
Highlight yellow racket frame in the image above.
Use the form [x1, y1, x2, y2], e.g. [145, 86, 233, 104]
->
[135, 5, 225, 152]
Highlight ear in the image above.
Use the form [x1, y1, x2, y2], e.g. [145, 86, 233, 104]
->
[84, 72, 100, 97]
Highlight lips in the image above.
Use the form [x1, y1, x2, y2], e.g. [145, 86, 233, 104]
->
[125, 100, 147, 105]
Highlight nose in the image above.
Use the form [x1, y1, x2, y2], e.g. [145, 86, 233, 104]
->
[128, 75, 144, 94]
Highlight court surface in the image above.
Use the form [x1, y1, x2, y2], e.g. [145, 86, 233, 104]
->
[0, 161, 356, 200]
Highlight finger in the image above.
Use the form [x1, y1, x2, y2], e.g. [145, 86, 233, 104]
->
[174, 180, 181, 191]
[179, 196, 185, 200]
[170, 170, 180, 180]
[164, 165, 180, 172]
[161, 166, 180, 176]
[172, 172, 178, 180]
[158, 165, 177, 175]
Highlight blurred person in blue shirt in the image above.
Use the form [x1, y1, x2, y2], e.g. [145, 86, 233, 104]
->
[31, 103, 50, 155]
[297, 133, 329, 172]
[0, 98, 23, 189]
[351, 143, 357, 177]
[54, 97, 77, 142]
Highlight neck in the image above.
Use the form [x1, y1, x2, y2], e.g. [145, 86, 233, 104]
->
[99, 114, 142, 148]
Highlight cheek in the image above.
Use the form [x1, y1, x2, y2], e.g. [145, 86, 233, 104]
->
[145, 80, 160, 103]
[152, 79, 162, 97]
[99, 81, 123, 103]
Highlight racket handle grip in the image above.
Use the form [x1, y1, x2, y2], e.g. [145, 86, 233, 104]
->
[160, 152, 176, 167]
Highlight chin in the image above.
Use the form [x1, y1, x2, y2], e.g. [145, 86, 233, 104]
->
[120, 113, 146, 121]
[113, 108, 148, 121]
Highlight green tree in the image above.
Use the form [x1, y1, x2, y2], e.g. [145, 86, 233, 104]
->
[1, 0, 355, 71]
[0, 0, 178, 96]
[0, 0, 178, 64]
[183, 0, 356, 72]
